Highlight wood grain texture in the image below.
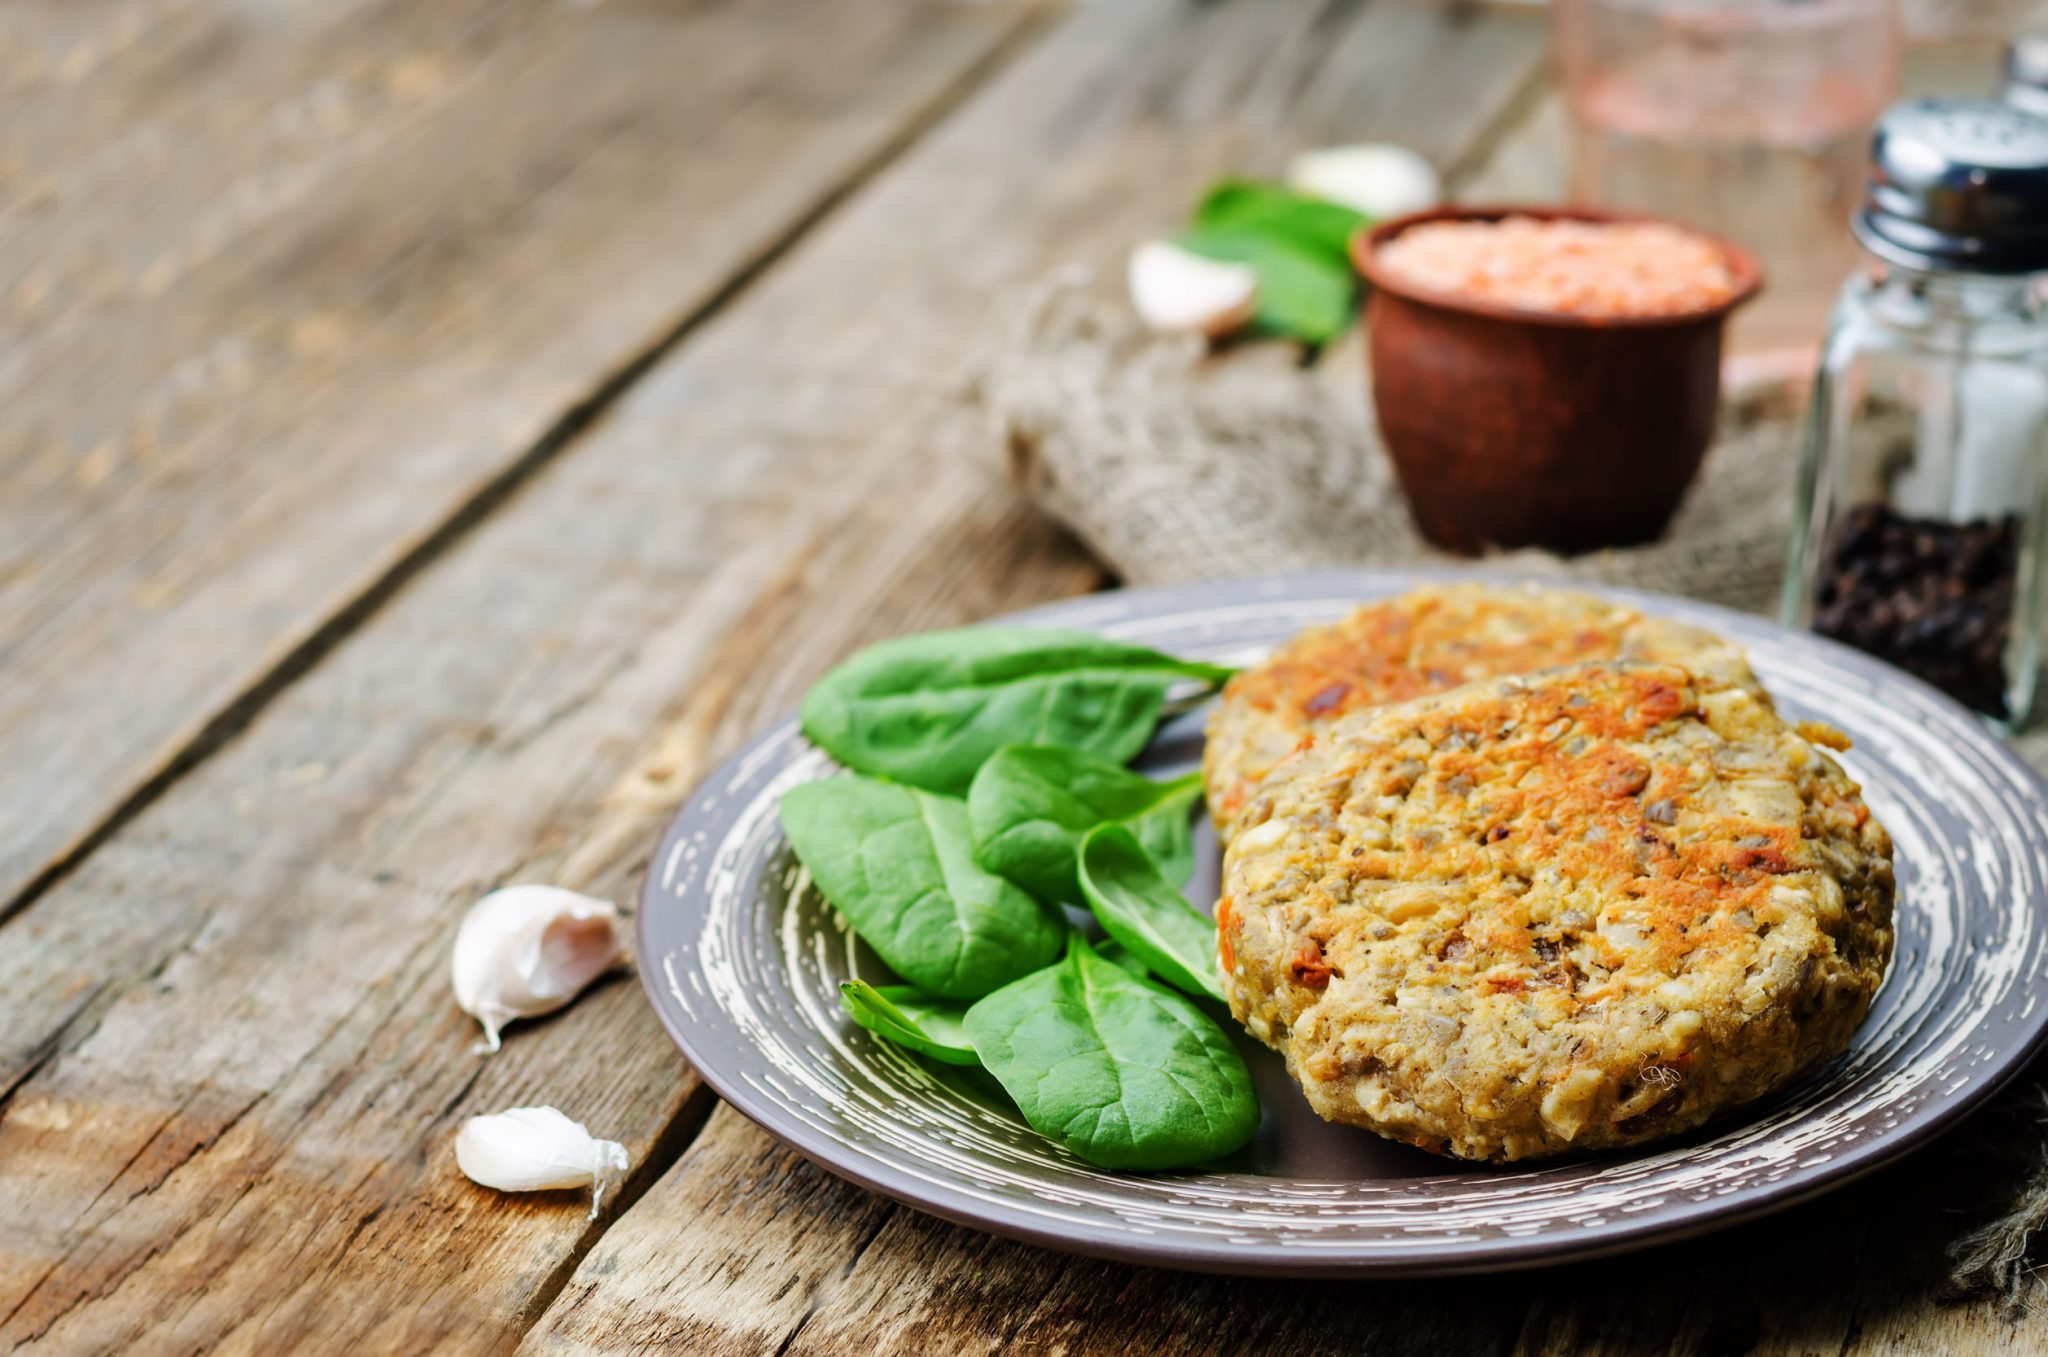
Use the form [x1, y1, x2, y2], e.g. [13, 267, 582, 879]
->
[2, 0, 1537, 1342]
[531, 1104, 1525, 1357]
[0, 0, 1090, 1350]
[0, 0, 1043, 917]
[0, 301, 1100, 1350]
[532, 1095, 2048, 1356]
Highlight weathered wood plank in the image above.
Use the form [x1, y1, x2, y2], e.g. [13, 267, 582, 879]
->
[0, 347, 1099, 1349]
[0, 0, 1046, 916]
[521, 1108, 905, 1356]
[769, 1131, 1522, 1357]
[547, 1103, 2046, 1356]
[0, 1, 1099, 1349]
[1504, 1129, 2043, 1355]
[2, 0, 1537, 1345]
[531, 1103, 1530, 1357]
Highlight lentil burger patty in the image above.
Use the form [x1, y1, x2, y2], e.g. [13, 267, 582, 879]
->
[1218, 661, 1895, 1162]
[1203, 584, 1761, 840]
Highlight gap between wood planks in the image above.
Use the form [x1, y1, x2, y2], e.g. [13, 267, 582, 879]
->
[0, 2, 1065, 937]
[510, 1081, 723, 1337]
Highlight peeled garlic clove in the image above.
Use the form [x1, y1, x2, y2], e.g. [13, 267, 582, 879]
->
[451, 885, 624, 1052]
[1127, 240, 1258, 338]
[1286, 144, 1442, 220]
[455, 1105, 630, 1220]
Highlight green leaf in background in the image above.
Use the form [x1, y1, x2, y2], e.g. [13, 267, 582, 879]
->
[800, 626, 1234, 796]
[968, 745, 1202, 905]
[1193, 180, 1368, 264]
[964, 938, 1258, 1170]
[1078, 823, 1226, 1003]
[840, 981, 980, 1066]
[780, 774, 1065, 999]
[1177, 226, 1356, 345]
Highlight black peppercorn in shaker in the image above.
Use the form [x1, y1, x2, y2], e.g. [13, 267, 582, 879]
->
[1782, 99, 2048, 725]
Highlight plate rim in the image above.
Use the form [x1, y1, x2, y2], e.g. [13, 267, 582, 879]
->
[636, 566, 2048, 1276]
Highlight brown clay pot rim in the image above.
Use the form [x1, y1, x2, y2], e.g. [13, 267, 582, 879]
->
[1352, 203, 1764, 331]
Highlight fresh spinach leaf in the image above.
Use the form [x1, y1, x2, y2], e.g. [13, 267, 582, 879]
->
[1078, 823, 1226, 1002]
[1062, 928, 1147, 978]
[964, 938, 1257, 1170]
[1194, 180, 1369, 264]
[1177, 226, 1355, 345]
[968, 745, 1202, 904]
[781, 775, 1064, 999]
[800, 627, 1232, 796]
[1129, 781, 1203, 887]
[1097, 940, 1149, 978]
[840, 981, 979, 1066]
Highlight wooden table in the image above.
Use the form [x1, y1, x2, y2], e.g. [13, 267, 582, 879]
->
[3, 2, 2042, 1352]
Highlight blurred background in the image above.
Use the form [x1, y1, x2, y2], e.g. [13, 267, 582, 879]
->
[1508, 0, 2035, 359]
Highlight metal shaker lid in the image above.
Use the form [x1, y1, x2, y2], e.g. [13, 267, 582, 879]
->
[2006, 33, 2048, 118]
[1855, 98, 2048, 275]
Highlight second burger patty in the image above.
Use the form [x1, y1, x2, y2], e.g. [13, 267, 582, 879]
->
[1203, 583, 1763, 841]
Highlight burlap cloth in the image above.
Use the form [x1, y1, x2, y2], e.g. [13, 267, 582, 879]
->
[969, 271, 2048, 1303]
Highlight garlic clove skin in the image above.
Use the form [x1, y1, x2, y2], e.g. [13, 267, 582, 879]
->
[1286, 144, 1442, 220]
[455, 1105, 631, 1220]
[1127, 240, 1258, 338]
[450, 885, 625, 1052]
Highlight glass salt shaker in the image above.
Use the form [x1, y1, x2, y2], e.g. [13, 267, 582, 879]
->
[2005, 33, 2048, 118]
[1781, 99, 2048, 727]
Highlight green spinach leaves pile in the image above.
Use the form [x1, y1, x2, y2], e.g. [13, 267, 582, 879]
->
[780, 625, 1257, 1171]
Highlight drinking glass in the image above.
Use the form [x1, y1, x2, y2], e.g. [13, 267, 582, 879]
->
[1555, 0, 1902, 356]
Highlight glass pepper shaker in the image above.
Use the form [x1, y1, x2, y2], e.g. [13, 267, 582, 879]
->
[1781, 98, 2048, 726]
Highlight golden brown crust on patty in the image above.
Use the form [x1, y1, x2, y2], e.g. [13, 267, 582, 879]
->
[1218, 660, 1895, 1162]
[1203, 585, 1761, 839]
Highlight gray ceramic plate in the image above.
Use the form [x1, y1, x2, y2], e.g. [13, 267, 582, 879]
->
[637, 569, 2048, 1276]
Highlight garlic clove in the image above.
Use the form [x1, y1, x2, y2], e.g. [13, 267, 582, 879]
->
[451, 885, 625, 1052]
[454, 1105, 631, 1220]
[1286, 144, 1442, 220]
[1127, 240, 1258, 338]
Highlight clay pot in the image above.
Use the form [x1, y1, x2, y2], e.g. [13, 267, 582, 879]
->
[1352, 205, 1761, 556]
